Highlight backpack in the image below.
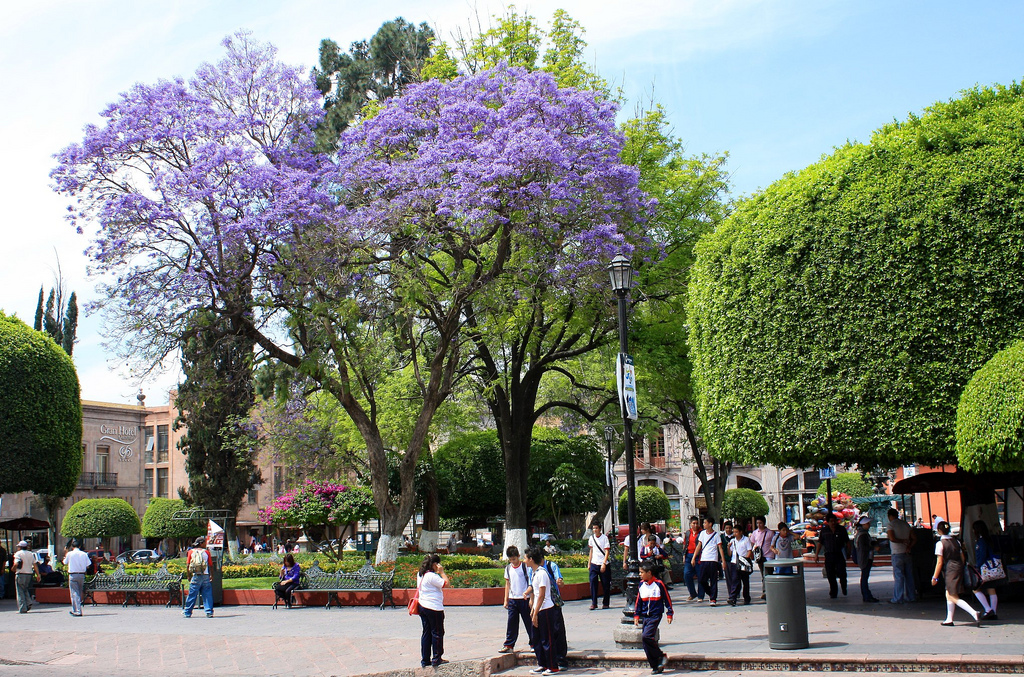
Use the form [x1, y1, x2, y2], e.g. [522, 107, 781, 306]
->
[188, 548, 208, 575]
[543, 562, 564, 607]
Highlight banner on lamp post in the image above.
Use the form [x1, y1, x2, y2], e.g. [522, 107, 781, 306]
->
[616, 353, 638, 420]
[207, 520, 225, 550]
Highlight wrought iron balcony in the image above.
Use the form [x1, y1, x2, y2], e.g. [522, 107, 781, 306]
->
[77, 472, 118, 488]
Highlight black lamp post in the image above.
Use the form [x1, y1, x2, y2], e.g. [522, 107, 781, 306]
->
[604, 425, 616, 537]
[608, 254, 640, 624]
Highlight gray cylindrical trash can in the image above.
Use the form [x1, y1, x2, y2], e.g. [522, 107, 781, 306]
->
[210, 551, 223, 606]
[764, 558, 809, 649]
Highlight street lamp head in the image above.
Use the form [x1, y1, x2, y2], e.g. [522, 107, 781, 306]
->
[608, 254, 633, 293]
[604, 425, 615, 442]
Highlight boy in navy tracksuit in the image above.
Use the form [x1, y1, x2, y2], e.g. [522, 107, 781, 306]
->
[635, 560, 673, 674]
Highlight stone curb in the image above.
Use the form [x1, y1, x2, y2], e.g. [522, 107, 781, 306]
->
[507, 651, 1024, 674]
[351, 655, 516, 677]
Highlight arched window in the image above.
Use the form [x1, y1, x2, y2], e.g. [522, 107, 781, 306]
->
[782, 474, 799, 492]
[736, 475, 762, 491]
[663, 482, 678, 495]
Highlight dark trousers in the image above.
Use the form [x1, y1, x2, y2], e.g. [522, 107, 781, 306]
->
[824, 553, 847, 597]
[504, 598, 533, 648]
[728, 565, 751, 603]
[534, 607, 558, 671]
[419, 606, 445, 666]
[589, 563, 611, 607]
[551, 604, 568, 667]
[640, 615, 664, 668]
[698, 561, 720, 602]
[859, 564, 874, 601]
[683, 555, 704, 599]
[275, 579, 300, 602]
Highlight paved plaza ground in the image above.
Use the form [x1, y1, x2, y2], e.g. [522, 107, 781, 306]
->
[1, 566, 1021, 676]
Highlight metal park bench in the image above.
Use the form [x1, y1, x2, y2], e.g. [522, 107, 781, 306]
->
[274, 562, 396, 610]
[84, 563, 184, 608]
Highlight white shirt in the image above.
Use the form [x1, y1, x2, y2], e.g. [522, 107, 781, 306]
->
[531, 566, 554, 611]
[730, 535, 752, 564]
[888, 518, 911, 555]
[697, 530, 722, 562]
[588, 534, 610, 566]
[505, 562, 529, 599]
[63, 549, 90, 574]
[13, 550, 36, 575]
[417, 571, 445, 611]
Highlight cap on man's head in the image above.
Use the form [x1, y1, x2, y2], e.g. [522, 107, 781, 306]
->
[857, 515, 871, 526]
[17, 540, 29, 548]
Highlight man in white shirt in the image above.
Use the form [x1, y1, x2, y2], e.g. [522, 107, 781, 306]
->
[587, 522, 611, 610]
[526, 547, 559, 676]
[887, 508, 917, 604]
[499, 546, 533, 654]
[691, 517, 726, 606]
[13, 541, 40, 613]
[63, 539, 91, 617]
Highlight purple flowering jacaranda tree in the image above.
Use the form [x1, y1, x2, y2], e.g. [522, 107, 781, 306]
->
[54, 34, 646, 561]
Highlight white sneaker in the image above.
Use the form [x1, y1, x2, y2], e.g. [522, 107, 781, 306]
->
[542, 670, 560, 676]
[530, 668, 546, 675]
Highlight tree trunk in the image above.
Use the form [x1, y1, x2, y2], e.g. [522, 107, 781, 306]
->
[420, 456, 440, 552]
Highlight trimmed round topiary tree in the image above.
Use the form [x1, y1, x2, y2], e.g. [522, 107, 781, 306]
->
[0, 312, 82, 496]
[62, 498, 141, 539]
[956, 341, 1024, 472]
[141, 498, 206, 540]
[721, 488, 770, 523]
[690, 82, 1024, 469]
[816, 472, 873, 498]
[618, 485, 672, 525]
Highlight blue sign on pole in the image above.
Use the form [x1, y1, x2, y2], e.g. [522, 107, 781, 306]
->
[819, 466, 837, 480]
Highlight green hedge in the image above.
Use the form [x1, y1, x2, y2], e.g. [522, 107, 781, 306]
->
[956, 340, 1024, 472]
[618, 485, 671, 525]
[0, 312, 82, 496]
[61, 498, 140, 538]
[690, 82, 1024, 469]
[721, 488, 770, 523]
[141, 498, 206, 539]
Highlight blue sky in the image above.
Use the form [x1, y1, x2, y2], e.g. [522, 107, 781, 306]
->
[2, 1, 1023, 404]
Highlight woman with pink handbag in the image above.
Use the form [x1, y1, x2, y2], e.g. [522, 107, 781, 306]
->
[416, 555, 450, 668]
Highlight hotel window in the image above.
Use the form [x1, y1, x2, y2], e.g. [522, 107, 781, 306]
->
[157, 425, 169, 462]
[96, 446, 110, 476]
[273, 466, 284, 498]
[144, 426, 154, 463]
[248, 488, 258, 505]
[157, 468, 169, 498]
[650, 431, 666, 468]
[145, 469, 154, 499]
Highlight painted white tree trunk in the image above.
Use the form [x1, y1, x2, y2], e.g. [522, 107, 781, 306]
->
[504, 528, 528, 561]
[375, 533, 400, 564]
[419, 530, 439, 553]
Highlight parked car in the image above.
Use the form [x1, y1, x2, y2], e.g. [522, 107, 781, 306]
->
[128, 549, 164, 564]
[787, 522, 813, 537]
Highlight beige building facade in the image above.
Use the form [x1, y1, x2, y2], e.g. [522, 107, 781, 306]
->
[1, 398, 148, 552]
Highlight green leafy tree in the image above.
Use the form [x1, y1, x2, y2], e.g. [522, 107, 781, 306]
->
[0, 313, 82, 498]
[433, 431, 506, 526]
[721, 488, 770, 524]
[618, 485, 671, 525]
[547, 463, 603, 537]
[956, 340, 1024, 472]
[176, 312, 261, 551]
[140, 498, 206, 552]
[690, 82, 1024, 470]
[61, 498, 141, 540]
[314, 18, 435, 148]
[816, 472, 873, 498]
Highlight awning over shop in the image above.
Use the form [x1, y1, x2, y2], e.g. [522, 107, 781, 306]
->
[0, 517, 50, 531]
[891, 469, 1024, 494]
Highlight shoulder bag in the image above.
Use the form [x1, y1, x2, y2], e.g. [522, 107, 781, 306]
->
[408, 576, 421, 615]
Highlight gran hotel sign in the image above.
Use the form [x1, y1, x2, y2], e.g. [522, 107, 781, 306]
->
[99, 424, 138, 462]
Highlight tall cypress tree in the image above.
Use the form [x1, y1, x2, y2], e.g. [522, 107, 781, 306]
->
[175, 311, 260, 549]
[62, 293, 78, 357]
[33, 287, 44, 332]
